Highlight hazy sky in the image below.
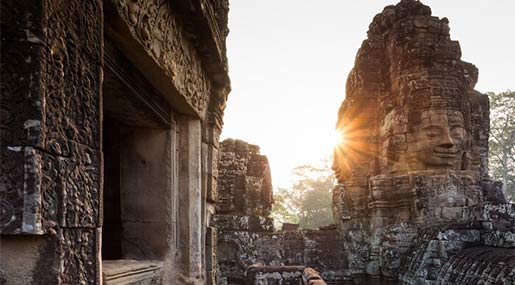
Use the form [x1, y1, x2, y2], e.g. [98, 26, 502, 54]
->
[221, 0, 515, 189]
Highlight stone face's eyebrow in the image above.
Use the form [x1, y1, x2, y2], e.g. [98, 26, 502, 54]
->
[448, 116, 464, 125]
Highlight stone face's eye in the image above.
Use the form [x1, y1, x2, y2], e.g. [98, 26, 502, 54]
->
[425, 126, 441, 137]
[451, 126, 464, 138]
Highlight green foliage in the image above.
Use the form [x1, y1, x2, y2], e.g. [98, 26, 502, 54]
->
[271, 187, 300, 226]
[488, 90, 515, 200]
[271, 160, 335, 229]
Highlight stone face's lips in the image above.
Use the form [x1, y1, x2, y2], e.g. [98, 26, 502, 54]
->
[430, 148, 461, 165]
[434, 154, 457, 159]
[434, 148, 460, 155]
[433, 152, 459, 162]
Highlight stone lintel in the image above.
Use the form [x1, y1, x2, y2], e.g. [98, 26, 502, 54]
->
[173, 0, 231, 89]
[104, 0, 213, 119]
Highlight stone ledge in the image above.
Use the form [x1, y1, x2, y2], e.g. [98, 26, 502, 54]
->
[102, 260, 163, 285]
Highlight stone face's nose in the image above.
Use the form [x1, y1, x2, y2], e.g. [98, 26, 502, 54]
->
[438, 127, 456, 149]
[438, 141, 455, 149]
[331, 149, 339, 171]
[331, 157, 342, 182]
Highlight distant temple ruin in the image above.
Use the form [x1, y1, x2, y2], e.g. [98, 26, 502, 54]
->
[215, 139, 344, 284]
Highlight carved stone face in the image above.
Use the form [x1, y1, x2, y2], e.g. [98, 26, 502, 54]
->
[408, 110, 465, 169]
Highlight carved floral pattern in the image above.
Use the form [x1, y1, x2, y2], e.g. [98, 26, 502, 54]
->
[59, 229, 98, 284]
[1, 0, 102, 282]
[115, 0, 211, 115]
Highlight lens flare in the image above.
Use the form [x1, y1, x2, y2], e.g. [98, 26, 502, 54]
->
[333, 130, 345, 147]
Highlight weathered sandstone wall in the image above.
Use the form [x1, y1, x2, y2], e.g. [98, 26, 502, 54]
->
[215, 139, 345, 284]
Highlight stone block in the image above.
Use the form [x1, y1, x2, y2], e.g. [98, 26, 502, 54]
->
[206, 227, 218, 271]
[103, 260, 163, 285]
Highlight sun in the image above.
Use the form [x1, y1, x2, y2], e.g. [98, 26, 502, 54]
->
[332, 129, 345, 147]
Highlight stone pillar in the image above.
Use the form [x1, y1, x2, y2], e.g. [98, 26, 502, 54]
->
[0, 0, 103, 284]
[179, 117, 203, 279]
[202, 84, 229, 284]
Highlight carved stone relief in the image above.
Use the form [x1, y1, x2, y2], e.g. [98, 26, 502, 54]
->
[113, 0, 211, 116]
[332, 0, 514, 282]
[1, 0, 102, 283]
[1, 0, 102, 235]
[405, 109, 466, 170]
[58, 228, 99, 284]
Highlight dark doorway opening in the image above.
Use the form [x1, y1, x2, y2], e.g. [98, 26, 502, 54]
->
[101, 38, 175, 262]
[102, 116, 123, 260]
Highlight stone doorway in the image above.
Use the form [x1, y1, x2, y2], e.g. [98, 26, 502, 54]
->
[100, 38, 178, 283]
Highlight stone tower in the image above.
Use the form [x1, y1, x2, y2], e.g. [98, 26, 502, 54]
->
[332, 0, 515, 283]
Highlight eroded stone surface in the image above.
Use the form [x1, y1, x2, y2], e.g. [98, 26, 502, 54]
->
[332, 0, 515, 283]
[1, 1, 103, 283]
[216, 139, 274, 217]
[215, 139, 343, 284]
[1, 0, 231, 284]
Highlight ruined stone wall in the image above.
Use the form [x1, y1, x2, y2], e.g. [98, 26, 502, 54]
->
[332, 0, 515, 283]
[216, 139, 274, 217]
[245, 266, 329, 285]
[216, 223, 346, 284]
[1, 0, 231, 284]
[214, 139, 275, 284]
[215, 139, 345, 285]
[1, 1, 103, 283]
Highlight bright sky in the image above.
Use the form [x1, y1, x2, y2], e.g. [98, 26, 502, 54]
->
[220, 0, 515, 189]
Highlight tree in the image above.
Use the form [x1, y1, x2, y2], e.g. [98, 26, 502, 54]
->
[271, 187, 300, 226]
[271, 160, 336, 229]
[488, 90, 515, 201]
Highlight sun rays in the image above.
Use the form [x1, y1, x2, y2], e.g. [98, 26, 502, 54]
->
[332, 119, 374, 180]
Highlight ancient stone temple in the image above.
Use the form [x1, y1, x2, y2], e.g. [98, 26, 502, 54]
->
[1, 0, 230, 284]
[214, 139, 275, 283]
[215, 139, 344, 284]
[332, 0, 515, 283]
[2, 0, 514, 284]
